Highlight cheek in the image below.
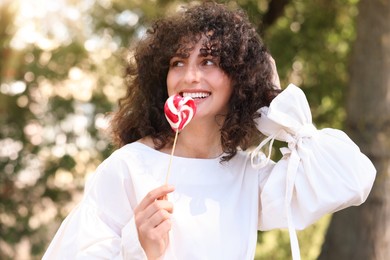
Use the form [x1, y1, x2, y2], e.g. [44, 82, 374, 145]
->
[223, 81, 234, 106]
[220, 76, 233, 97]
[166, 71, 175, 95]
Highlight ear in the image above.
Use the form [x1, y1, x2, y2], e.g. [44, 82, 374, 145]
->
[267, 54, 281, 90]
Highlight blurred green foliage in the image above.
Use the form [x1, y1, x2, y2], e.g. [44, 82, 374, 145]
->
[0, 0, 358, 259]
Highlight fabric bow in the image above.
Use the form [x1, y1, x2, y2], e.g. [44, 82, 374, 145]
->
[251, 84, 317, 260]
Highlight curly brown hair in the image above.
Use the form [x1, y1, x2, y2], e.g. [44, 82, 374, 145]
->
[110, 1, 279, 161]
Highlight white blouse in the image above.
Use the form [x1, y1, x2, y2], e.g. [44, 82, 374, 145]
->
[43, 84, 376, 260]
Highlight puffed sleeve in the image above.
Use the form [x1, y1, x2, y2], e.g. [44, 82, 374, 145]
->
[251, 84, 376, 260]
[42, 151, 148, 260]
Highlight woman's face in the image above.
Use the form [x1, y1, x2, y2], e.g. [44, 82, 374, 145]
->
[166, 39, 233, 121]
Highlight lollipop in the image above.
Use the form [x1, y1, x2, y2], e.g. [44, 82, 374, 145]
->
[163, 94, 196, 184]
[164, 95, 196, 132]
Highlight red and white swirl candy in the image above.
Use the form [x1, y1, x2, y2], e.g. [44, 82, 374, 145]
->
[164, 94, 196, 132]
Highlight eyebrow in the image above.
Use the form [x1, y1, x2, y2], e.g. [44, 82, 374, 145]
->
[170, 53, 215, 59]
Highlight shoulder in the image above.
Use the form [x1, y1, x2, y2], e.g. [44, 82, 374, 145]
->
[97, 140, 167, 177]
[137, 136, 156, 150]
[232, 149, 249, 162]
[229, 149, 275, 176]
[225, 149, 254, 171]
[88, 142, 149, 184]
[99, 143, 137, 169]
[104, 140, 154, 164]
[82, 142, 151, 197]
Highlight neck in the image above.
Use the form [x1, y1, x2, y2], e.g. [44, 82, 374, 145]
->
[169, 119, 224, 159]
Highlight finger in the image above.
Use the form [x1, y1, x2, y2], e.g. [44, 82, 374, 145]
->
[148, 209, 172, 229]
[154, 218, 172, 237]
[157, 194, 167, 201]
[135, 185, 175, 212]
[141, 200, 174, 220]
[138, 218, 172, 255]
[137, 210, 172, 240]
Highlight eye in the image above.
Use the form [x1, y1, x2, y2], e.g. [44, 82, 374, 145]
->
[170, 59, 184, 67]
[202, 59, 217, 66]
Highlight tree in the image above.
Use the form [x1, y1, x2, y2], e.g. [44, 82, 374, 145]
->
[319, 0, 390, 259]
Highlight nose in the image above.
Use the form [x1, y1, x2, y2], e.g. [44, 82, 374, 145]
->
[183, 64, 200, 84]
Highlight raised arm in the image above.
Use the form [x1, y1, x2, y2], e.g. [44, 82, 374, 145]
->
[252, 84, 376, 259]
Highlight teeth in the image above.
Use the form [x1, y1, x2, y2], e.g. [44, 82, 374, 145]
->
[182, 92, 210, 99]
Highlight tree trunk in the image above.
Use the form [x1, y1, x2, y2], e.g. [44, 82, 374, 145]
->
[319, 0, 390, 259]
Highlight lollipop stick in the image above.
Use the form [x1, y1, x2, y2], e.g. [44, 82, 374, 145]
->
[165, 129, 179, 184]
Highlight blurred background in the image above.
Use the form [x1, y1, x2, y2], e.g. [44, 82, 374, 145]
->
[1, 0, 388, 259]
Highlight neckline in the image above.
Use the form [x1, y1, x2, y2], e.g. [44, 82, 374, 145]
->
[130, 141, 224, 162]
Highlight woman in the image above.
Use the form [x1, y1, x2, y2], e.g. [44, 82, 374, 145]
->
[43, 2, 375, 260]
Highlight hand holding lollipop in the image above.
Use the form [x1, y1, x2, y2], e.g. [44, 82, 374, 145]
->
[164, 94, 196, 184]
